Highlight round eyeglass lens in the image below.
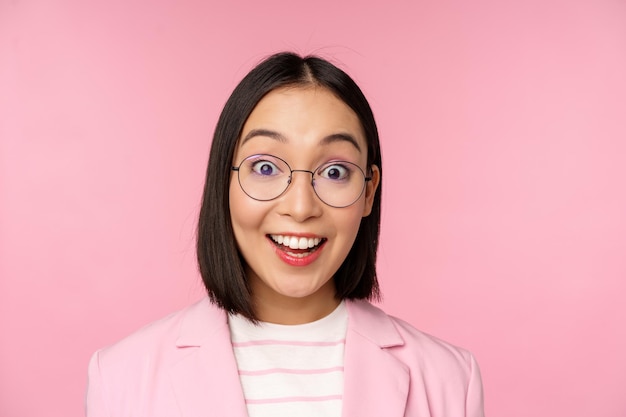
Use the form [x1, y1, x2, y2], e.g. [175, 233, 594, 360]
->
[236, 155, 291, 201]
[312, 161, 367, 208]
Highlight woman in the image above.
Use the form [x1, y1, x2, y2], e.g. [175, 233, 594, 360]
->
[86, 52, 485, 417]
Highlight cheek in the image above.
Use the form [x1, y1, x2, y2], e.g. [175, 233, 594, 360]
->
[229, 180, 251, 238]
[337, 206, 366, 244]
[229, 180, 267, 237]
[228, 180, 239, 219]
[228, 178, 239, 212]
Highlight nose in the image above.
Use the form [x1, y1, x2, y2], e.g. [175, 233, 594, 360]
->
[277, 170, 323, 221]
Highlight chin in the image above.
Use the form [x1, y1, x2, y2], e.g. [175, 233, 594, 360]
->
[274, 285, 323, 299]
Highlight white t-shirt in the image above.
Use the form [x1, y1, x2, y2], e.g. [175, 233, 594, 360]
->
[228, 302, 348, 417]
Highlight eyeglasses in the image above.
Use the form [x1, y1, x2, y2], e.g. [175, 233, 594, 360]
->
[232, 154, 371, 208]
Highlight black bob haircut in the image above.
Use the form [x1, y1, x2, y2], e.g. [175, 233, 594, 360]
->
[197, 52, 383, 321]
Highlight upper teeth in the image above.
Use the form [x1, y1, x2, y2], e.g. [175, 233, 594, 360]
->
[270, 235, 322, 249]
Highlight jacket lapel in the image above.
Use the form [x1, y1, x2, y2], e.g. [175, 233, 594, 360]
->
[170, 300, 248, 417]
[342, 301, 410, 417]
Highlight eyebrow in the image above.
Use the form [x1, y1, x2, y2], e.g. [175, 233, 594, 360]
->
[240, 128, 362, 153]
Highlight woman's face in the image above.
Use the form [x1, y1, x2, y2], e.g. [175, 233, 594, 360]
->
[229, 86, 379, 324]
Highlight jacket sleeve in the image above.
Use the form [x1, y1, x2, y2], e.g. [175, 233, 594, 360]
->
[86, 351, 110, 417]
[466, 353, 485, 417]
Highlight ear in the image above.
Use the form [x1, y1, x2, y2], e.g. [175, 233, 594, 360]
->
[362, 164, 380, 217]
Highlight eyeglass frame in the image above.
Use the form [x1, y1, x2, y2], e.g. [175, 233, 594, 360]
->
[231, 154, 372, 208]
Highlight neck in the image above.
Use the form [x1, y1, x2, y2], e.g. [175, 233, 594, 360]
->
[252, 282, 340, 325]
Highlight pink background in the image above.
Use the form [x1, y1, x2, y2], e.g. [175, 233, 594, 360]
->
[2, 0, 626, 416]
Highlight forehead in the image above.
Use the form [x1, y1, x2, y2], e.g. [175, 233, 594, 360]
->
[238, 86, 366, 152]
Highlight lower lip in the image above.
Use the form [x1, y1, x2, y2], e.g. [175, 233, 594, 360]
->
[268, 238, 325, 267]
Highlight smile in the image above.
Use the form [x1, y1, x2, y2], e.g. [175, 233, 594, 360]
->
[268, 234, 327, 260]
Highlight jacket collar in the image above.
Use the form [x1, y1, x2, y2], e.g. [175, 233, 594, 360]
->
[170, 298, 409, 417]
[345, 299, 405, 348]
[174, 297, 225, 347]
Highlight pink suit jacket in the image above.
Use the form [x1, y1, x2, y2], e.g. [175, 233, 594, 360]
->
[86, 298, 484, 417]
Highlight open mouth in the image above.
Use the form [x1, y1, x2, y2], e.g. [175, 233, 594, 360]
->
[268, 234, 327, 258]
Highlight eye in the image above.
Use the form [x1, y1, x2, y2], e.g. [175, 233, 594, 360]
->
[251, 160, 280, 176]
[319, 163, 351, 181]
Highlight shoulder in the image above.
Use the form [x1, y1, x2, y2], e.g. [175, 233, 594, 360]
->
[347, 300, 479, 377]
[393, 309, 474, 359]
[346, 300, 485, 416]
[91, 297, 223, 368]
